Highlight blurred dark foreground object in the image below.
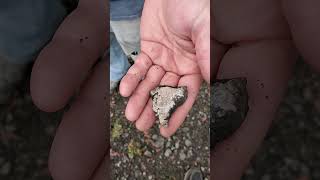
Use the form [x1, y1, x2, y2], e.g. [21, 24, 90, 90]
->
[211, 78, 249, 148]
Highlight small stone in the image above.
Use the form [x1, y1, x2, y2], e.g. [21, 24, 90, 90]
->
[0, 162, 11, 175]
[151, 86, 188, 127]
[175, 142, 180, 149]
[261, 174, 271, 180]
[187, 149, 193, 158]
[134, 170, 142, 178]
[179, 151, 186, 161]
[5, 113, 13, 122]
[185, 139, 192, 147]
[166, 141, 171, 148]
[144, 150, 152, 157]
[182, 127, 190, 132]
[122, 133, 129, 138]
[164, 149, 172, 157]
[154, 137, 165, 149]
[152, 134, 158, 140]
[303, 87, 313, 101]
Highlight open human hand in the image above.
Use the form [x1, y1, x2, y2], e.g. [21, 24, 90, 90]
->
[212, 0, 320, 179]
[119, 0, 210, 137]
[30, 0, 108, 179]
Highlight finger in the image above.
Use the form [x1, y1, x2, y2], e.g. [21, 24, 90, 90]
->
[135, 72, 180, 131]
[160, 74, 202, 138]
[212, 39, 229, 81]
[125, 65, 165, 121]
[119, 52, 153, 97]
[49, 60, 108, 180]
[134, 99, 155, 132]
[91, 154, 109, 180]
[30, 5, 107, 112]
[282, 0, 320, 71]
[211, 40, 297, 180]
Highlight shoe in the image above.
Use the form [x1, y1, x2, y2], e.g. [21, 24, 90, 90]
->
[184, 168, 203, 180]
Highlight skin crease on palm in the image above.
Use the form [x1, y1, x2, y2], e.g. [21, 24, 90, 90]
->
[212, 0, 320, 179]
[30, 0, 108, 180]
[119, 0, 210, 138]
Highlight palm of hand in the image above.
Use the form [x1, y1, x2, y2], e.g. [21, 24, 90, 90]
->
[139, 0, 201, 75]
[120, 0, 209, 137]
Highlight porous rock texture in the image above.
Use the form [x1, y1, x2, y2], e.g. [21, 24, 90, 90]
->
[151, 86, 188, 127]
[211, 78, 249, 148]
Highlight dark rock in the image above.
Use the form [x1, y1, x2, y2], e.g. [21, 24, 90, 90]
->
[211, 78, 249, 148]
[150, 86, 188, 127]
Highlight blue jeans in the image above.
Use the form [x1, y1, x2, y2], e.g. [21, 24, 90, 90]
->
[110, 32, 130, 82]
[110, 18, 141, 82]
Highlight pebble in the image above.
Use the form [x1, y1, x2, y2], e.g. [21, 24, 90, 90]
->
[261, 174, 271, 180]
[303, 87, 313, 101]
[144, 150, 152, 157]
[122, 133, 129, 138]
[185, 139, 192, 147]
[134, 170, 142, 177]
[187, 149, 193, 158]
[152, 134, 158, 140]
[5, 125, 16, 132]
[179, 151, 186, 161]
[182, 127, 189, 132]
[164, 149, 172, 157]
[154, 137, 164, 149]
[45, 126, 56, 135]
[6, 113, 13, 122]
[0, 162, 11, 175]
[175, 142, 180, 149]
[166, 141, 171, 148]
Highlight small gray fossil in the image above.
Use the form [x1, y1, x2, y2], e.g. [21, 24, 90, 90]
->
[211, 78, 249, 148]
[150, 86, 188, 127]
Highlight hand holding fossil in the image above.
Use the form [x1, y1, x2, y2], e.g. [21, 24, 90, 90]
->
[119, 0, 209, 137]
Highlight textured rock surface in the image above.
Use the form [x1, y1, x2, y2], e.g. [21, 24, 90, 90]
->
[150, 86, 188, 127]
[211, 78, 249, 148]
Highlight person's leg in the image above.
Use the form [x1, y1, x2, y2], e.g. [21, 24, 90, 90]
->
[110, 32, 130, 91]
[110, 18, 141, 61]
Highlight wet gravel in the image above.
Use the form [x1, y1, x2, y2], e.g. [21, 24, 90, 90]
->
[110, 84, 210, 180]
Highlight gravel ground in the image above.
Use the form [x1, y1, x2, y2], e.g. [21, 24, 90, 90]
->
[0, 68, 62, 180]
[242, 60, 320, 180]
[1, 60, 320, 180]
[110, 84, 210, 180]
